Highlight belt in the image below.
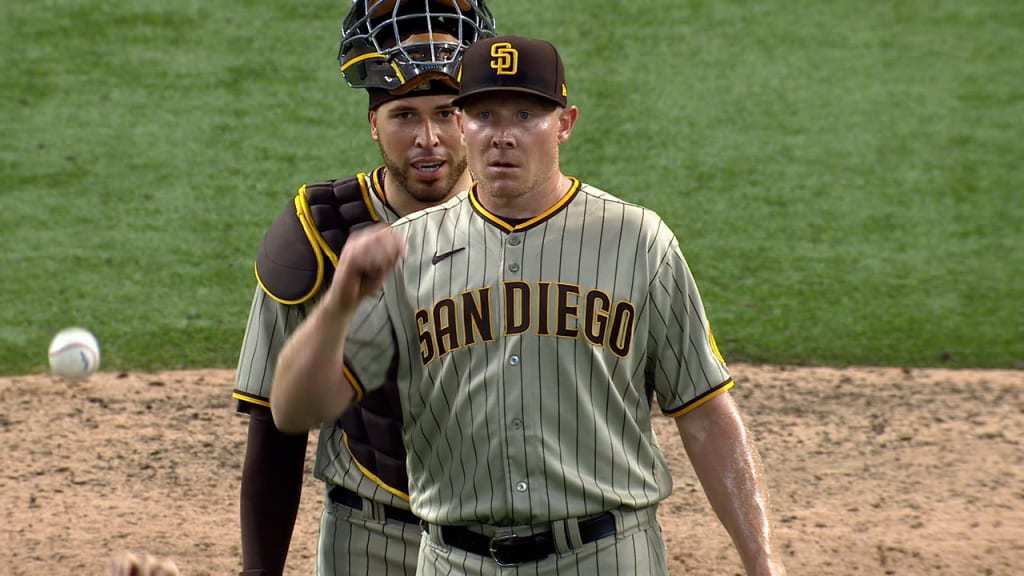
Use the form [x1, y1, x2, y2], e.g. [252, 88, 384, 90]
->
[433, 512, 617, 566]
[328, 485, 420, 525]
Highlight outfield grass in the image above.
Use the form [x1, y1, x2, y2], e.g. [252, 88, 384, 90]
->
[1, 0, 1021, 375]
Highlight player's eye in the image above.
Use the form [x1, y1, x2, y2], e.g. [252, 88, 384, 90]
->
[478, 111, 493, 120]
[517, 111, 531, 120]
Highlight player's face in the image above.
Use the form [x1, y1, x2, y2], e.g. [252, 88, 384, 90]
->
[459, 93, 577, 208]
[371, 93, 469, 209]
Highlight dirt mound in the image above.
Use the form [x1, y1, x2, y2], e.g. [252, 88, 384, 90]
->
[1, 364, 1020, 575]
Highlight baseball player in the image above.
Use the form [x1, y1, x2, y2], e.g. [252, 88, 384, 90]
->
[271, 35, 786, 576]
[232, 2, 495, 575]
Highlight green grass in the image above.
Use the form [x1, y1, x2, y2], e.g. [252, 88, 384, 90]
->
[2, 0, 1021, 375]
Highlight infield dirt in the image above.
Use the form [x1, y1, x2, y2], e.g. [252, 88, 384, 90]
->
[1, 364, 1020, 575]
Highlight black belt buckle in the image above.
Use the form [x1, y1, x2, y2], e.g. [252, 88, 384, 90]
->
[488, 533, 521, 567]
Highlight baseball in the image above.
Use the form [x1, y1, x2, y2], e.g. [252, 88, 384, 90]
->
[48, 327, 101, 379]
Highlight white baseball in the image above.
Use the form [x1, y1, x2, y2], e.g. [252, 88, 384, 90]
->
[48, 327, 101, 379]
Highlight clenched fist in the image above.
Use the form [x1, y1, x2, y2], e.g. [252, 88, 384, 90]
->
[327, 224, 407, 309]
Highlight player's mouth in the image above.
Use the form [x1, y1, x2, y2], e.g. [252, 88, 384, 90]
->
[487, 158, 519, 171]
[411, 159, 445, 174]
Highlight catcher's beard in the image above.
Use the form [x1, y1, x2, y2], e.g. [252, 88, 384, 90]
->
[379, 145, 469, 206]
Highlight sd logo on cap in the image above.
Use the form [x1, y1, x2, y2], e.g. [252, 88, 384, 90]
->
[454, 35, 568, 107]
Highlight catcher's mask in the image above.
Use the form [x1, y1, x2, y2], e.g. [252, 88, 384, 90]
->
[340, 0, 496, 94]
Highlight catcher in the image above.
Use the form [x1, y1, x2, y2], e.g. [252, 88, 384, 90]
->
[231, 1, 496, 574]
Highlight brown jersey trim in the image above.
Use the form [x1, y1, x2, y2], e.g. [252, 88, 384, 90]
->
[341, 432, 412, 501]
[662, 378, 735, 418]
[468, 177, 581, 232]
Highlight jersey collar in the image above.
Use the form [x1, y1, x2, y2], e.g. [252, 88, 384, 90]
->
[469, 177, 581, 232]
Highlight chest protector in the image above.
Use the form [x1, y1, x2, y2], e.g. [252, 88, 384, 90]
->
[256, 175, 410, 494]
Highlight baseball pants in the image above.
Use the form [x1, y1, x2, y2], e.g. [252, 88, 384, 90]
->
[316, 489, 422, 576]
[417, 506, 667, 576]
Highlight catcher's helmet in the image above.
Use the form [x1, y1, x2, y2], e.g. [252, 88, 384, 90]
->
[340, 0, 496, 93]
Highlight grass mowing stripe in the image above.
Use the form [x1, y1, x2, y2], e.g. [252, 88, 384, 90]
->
[1, 0, 1020, 374]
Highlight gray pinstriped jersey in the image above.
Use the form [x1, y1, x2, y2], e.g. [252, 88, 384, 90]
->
[344, 179, 733, 526]
[233, 168, 414, 509]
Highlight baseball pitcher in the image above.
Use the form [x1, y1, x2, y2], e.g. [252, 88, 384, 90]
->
[271, 35, 786, 576]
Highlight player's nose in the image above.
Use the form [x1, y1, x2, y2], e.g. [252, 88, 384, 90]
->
[415, 120, 442, 148]
[491, 129, 515, 149]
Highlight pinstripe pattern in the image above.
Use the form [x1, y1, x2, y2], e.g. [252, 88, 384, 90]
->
[344, 180, 732, 530]
[316, 496, 422, 576]
[234, 287, 309, 407]
[234, 167, 420, 574]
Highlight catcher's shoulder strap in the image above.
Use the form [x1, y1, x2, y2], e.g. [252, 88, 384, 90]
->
[255, 174, 380, 304]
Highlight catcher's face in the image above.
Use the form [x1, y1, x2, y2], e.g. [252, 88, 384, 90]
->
[371, 93, 469, 213]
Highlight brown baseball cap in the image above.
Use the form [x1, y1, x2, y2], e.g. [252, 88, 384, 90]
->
[452, 35, 568, 108]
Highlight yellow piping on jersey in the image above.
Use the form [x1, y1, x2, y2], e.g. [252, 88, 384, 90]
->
[709, 324, 728, 366]
[341, 432, 412, 502]
[342, 362, 365, 404]
[664, 378, 735, 418]
[232, 390, 271, 408]
[469, 178, 581, 232]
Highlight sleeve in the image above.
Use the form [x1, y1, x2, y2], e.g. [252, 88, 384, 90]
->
[341, 287, 397, 400]
[646, 236, 733, 417]
[233, 286, 308, 410]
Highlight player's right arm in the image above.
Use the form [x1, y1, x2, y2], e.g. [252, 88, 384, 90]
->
[235, 288, 310, 575]
[271, 224, 406, 433]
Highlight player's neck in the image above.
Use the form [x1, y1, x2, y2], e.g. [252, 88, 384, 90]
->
[476, 173, 573, 220]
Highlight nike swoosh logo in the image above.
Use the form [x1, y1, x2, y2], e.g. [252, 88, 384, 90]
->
[431, 247, 465, 265]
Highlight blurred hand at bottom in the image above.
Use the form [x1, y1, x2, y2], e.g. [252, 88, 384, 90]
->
[108, 551, 180, 576]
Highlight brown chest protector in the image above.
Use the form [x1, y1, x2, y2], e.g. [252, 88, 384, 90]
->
[256, 176, 379, 304]
[256, 174, 410, 494]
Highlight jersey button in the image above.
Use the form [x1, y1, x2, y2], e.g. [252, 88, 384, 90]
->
[508, 236, 521, 246]
[515, 481, 528, 492]
[511, 418, 523, 430]
[508, 355, 520, 366]
[508, 262, 520, 273]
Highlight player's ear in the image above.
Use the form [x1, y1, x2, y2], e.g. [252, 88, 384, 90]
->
[456, 108, 466, 132]
[368, 110, 381, 141]
[556, 105, 579, 145]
